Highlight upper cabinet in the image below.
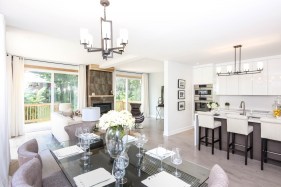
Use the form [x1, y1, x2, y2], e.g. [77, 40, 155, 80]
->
[238, 62, 253, 95]
[252, 61, 267, 95]
[268, 58, 281, 95]
[193, 65, 214, 85]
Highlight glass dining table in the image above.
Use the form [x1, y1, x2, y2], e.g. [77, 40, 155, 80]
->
[48, 139, 209, 187]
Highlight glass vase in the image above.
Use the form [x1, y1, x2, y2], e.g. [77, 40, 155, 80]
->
[105, 125, 128, 159]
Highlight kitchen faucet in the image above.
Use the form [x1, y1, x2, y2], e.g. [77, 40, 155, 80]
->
[240, 101, 246, 115]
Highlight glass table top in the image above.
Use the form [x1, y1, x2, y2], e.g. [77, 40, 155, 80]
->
[48, 140, 209, 187]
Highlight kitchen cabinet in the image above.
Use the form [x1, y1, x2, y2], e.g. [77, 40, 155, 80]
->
[252, 61, 267, 95]
[268, 58, 281, 95]
[193, 65, 214, 85]
[226, 75, 239, 95]
[238, 62, 253, 95]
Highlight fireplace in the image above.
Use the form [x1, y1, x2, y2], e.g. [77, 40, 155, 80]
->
[93, 103, 112, 115]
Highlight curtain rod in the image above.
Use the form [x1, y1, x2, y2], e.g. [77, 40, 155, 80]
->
[116, 70, 143, 75]
[6, 53, 79, 67]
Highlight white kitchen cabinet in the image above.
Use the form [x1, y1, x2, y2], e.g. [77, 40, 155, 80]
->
[193, 65, 214, 85]
[252, 61, 267, 95]
[226, 75, 239, 95]
[268, 58, 281, 95]
[238, 62, 253, 95]
[216, 76, 227, 95]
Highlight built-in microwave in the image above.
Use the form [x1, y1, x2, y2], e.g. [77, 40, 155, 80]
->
[194, 84, 213, 96]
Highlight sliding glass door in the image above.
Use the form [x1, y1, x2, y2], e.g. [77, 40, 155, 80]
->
[115, 76, 141, 111]
[24, 70, 78, 124]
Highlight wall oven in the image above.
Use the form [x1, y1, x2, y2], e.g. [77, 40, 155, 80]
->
[194, 84, 213, 112]
[194, 84, 213, 96]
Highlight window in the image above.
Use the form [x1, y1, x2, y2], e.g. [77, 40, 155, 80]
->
[115, 76, 142, 111]
[24, 69, 78, 124]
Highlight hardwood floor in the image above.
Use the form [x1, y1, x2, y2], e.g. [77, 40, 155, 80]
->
[10, 118, 281, 187]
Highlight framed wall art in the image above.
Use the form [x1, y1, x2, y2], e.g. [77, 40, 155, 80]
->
[178, 79, 185, 89]
[178, 90, 185, 99]
[178, 101, 185, 111]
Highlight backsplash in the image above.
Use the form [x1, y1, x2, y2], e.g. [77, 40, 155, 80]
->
[216, 95, 278, 111]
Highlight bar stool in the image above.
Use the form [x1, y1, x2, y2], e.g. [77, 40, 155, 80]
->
[226, 114, 253, 165]
[198, 111, 222, 155]
[260, 117, 281, 170]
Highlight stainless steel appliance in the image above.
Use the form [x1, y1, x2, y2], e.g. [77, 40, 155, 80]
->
[194, 84, 213, 112]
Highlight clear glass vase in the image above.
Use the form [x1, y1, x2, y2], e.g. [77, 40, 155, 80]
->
[105, 125, 128, 159]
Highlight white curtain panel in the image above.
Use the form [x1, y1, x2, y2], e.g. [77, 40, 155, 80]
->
[78, 65, 87, 109]
[7, 56, 25, 137]
[0, 14, 10, 187]
[141, 73, 150, 117]
[112, 70, 116, 109]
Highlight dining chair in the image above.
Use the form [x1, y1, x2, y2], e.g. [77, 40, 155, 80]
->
[226, 114, 253, 165]
[208, 164, 229, 187]
[17, 138, 42, 166]
[12, 157, 42, 187]
[197, 111, 222, 155]
[260, 117, 281, 170]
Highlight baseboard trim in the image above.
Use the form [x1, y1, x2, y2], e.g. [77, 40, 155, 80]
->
[163, 126, 194, 136]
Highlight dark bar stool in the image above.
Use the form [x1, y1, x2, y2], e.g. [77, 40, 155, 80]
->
[226, 114, 253, 165]
[260, 117, 281, 170]
[198, 111, 222, 155]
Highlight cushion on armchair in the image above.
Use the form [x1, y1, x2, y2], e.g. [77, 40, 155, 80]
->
[208, 164, 229, 187]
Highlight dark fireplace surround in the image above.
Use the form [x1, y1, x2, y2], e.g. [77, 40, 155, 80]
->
[87, 68, 114, 115]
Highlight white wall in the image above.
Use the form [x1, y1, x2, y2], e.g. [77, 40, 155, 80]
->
[6, 27, 98, 65]
[0, 14, 10, 187]
[217, 95, 276, 111]
[164, 61, 193, 136]
[149, 72, 164, 118]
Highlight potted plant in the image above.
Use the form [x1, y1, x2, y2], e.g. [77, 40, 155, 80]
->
[225, 102, 230, 110]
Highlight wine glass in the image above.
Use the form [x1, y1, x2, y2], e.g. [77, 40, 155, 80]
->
[156, 144, 166, 172]
[75, 127, 82, 146]
[171, 148, 182, 177]
[135, 134, 148, 157]
[112, 159, 125, 184]
[83, 128, 93, 156]
[80, 138, 89, 163]
[115, 152, 129, 184]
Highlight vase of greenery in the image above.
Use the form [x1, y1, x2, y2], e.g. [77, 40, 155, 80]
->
[225, 102, 230, 110]
[207, 101, 219, 112]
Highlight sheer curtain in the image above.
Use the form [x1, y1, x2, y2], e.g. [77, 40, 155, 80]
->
[141, 73, 150, 117]
[0, 14, 10, 187]
[7, 55, 25, 137]
[78, 65, 87, 109]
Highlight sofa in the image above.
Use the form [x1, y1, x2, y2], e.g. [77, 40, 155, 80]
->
[51, 112, 83, 142]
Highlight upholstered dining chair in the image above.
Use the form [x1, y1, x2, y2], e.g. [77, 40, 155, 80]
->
[208, 164, 229, 187]
[17, 138, 42, 166]
[12, 157, 42, 187]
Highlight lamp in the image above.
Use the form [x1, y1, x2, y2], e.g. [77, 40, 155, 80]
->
[217, 45, 263, 76]
[82, 107, 101, 122]
[80, 0, 128, 60]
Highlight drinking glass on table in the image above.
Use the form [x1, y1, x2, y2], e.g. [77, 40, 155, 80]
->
[115, 152, 129, 184]
[135, 134, 148, 157]
[83, 128, 93, 156]
[112, 159, 125, 184]
[156, 144, 167, 172]
[80, 138, 89, 164]
[171, 148, 183, 177]
[75, 127, 82, 146]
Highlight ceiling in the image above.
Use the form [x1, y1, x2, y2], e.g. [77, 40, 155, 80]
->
[1, 0, 281, 71]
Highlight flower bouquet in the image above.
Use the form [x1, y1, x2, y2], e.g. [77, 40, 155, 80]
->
[207, 101, 219, 111]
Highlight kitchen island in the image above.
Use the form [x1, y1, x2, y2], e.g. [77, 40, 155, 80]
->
[194, 110, 281, 161]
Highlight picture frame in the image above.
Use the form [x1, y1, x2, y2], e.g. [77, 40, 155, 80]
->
[178, 101, 185, 111]
[178, 90, 185, 99]
[178, 79, 185, 89]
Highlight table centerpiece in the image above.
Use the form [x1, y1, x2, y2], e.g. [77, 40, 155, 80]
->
[98, 110, 135, 158]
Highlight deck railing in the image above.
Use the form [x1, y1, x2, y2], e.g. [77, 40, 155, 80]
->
[24, 103, 51, 124]
[115, 100, 141, 112]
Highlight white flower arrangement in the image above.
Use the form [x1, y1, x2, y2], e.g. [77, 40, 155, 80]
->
[207, 102, 219, 110]
[98, 110, 135, 130]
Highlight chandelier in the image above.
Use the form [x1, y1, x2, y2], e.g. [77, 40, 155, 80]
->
[79, 0, 128, 60]
[217, 45, 263, 76]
